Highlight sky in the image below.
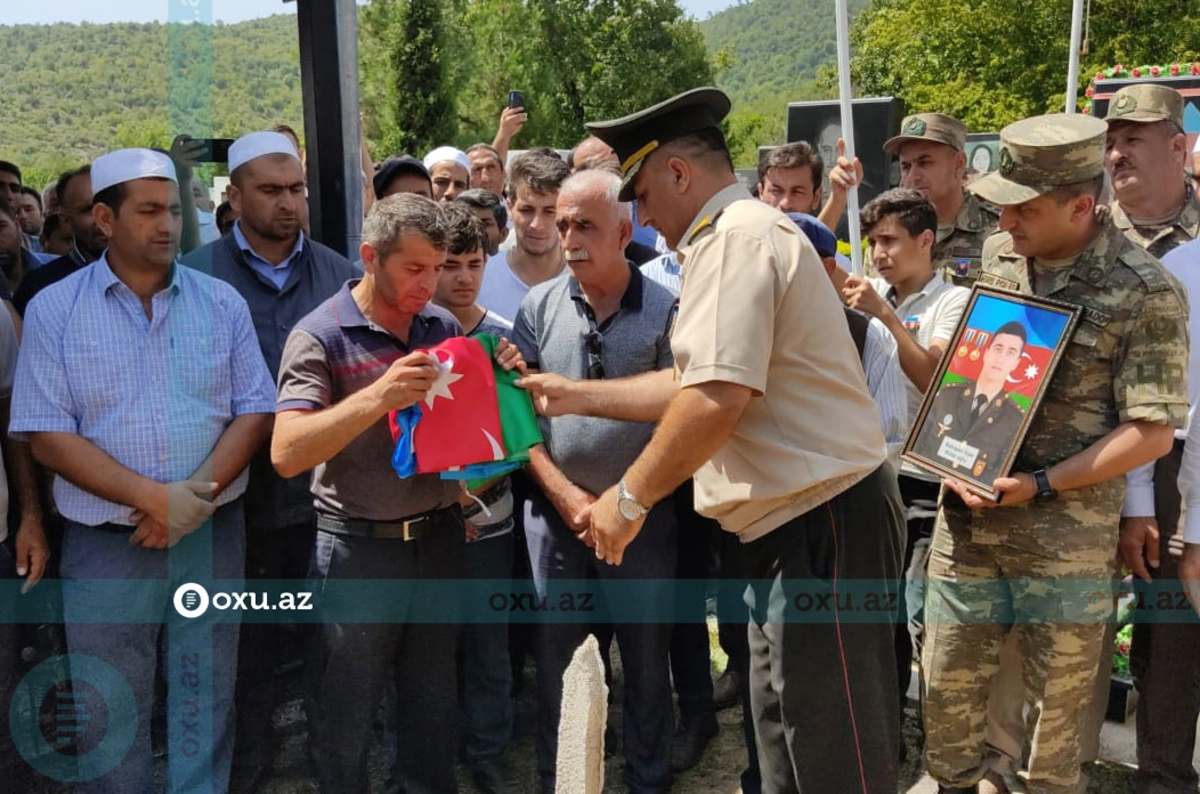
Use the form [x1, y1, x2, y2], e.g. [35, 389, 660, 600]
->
[4, 0, 738, 26]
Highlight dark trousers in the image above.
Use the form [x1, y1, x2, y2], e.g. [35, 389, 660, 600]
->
[462, 532, 515, 766]
[669, 481, 717, 727]
[524, 490, 677, 794]
[743, 464, 905, 794]
[897, 475, 940, 707]
[233, 521, 316, 769]
[61, 501, 245, 794]
[305, 521, 464, 794]
[718, 530, 762, 794]
[1132, 440, 1200, 794]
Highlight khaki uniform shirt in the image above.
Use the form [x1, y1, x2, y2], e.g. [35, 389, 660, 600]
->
[1111, 187, 1200, 260]
[941, 211, 1190, 561]
[674, 184, 887, 541]
[935, 190, 1001, 288]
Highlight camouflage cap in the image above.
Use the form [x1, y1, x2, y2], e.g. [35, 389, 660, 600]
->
[883, 113, 968, 155]
[968, 113, 1106, 206]
[1105, 83, 1184, 128]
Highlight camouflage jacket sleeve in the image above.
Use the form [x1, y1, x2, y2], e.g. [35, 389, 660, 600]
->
[1113, 256, 1190, 427]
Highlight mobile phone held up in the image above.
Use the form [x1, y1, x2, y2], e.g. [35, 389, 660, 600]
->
[508, 90, 525, 111]
[195, 138, 235, 163]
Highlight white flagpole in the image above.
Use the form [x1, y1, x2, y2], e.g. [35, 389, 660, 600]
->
[1064, 0, 1085, 113]
[834, 0, 863, 276]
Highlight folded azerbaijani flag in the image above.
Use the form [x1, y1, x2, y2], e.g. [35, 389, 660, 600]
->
[388, 334, 542, 487]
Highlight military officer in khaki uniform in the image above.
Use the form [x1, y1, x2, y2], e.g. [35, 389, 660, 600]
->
[1103, 82, 1200, 793]
[912, 320, 1029, 487]
[529, 87, 906, 794]
[920, 113, 1189, 794]
[825, 112, 1000, 286]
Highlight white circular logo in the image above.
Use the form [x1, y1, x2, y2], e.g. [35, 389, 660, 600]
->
[173, 583, 210, 619]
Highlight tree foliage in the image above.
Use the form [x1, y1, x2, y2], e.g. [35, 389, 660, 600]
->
[361, 0, 457, 155]
[847, 0, 1200, 130]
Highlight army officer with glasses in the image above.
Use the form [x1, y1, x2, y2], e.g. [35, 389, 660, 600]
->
[511, 167, 679, 794]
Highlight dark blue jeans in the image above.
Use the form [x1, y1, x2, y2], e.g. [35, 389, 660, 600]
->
[461, 531, 515, 767]
[305, 522, 464, 794]
[524, 490, 677, 794]
[60, 500, 245, 794]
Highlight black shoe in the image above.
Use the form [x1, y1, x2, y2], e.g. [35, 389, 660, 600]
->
[713, 669, 744, 710]
[469, 758, 515, 794]
[670, 717, 719, 772]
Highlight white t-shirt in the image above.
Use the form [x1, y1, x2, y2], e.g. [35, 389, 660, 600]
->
[869, 273, 970, 481]
[0, 309, 17, 543]
[478, 252, 535, 324]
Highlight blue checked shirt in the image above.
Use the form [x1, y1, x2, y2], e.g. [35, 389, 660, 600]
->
[10, 255, 277, 526]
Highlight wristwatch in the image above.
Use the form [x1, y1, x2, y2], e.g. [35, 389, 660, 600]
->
[617, 478, 649, 521]
[1032, 469, 1057, 501]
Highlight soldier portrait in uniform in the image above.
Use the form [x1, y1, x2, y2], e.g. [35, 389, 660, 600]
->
[905, 288, 1079, 497]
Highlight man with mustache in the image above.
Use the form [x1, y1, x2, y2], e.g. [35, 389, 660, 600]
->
[181, 130, 357, 790]
[1102, 83, 1200, 794]
[513, 168, 679, 794]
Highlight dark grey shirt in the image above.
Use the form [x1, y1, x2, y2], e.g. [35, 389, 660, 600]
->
[513, 265, 676, 495]
[277, 282, 462, 521]
[183, 232, 359, 529]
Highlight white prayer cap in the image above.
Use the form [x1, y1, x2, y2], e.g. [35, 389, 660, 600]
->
[423, 146, 471, 172]
[91, 148, 177, 197]
[228, 131, 301, 173]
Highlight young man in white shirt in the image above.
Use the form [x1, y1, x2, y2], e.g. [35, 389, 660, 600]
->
[477, 151, 569, 322]
[842, 187, 970, 724]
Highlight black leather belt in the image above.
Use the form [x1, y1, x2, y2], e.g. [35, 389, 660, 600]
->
[316, 506, 460, 541]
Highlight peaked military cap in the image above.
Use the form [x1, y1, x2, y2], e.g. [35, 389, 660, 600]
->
[586, 87, 732, 201]
[1105, 83, 1185, 128]
[968, 113, 1106, 206]
[883, 113, 968, 154]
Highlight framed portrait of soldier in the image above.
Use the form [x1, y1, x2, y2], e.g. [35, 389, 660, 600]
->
[903, 287, 1081, 499]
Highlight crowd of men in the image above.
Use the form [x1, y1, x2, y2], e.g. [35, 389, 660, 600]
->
[0, 77, 1198, 794]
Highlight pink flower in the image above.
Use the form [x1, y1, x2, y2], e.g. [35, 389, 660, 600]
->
[1132, 68, 1142, 77]
[1192, 63, 1200, 76]
[1150, 66, 1161, 76]
[1114, 63, 1124, 74]
[1095, 72, 1106, 81]
[1082, 106, 1091, 115]
[1085, 86, 1094, 98]
[1171, 64, 1181, 76]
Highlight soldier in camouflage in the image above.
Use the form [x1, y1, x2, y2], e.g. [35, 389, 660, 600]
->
[826, 112, 1000, 286]
[921, 113, 1190, 794]
[1104, 81, 1200, 794]
[1106, 83, 1199, 259]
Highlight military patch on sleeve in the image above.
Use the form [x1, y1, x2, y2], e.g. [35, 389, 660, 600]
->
[976, 272, 1020, 291]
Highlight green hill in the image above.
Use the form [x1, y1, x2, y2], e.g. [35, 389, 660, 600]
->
[0, 15, 304, 187]
[699, 0, 870, 113]
[1, 1, 863, 185]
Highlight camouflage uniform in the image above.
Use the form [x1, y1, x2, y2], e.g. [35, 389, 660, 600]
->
[881, 113, 1002, 287]
[1111, 186, 1200, 260]
[920, 113, 1190, 794]
[935, 191, 1001, 287]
